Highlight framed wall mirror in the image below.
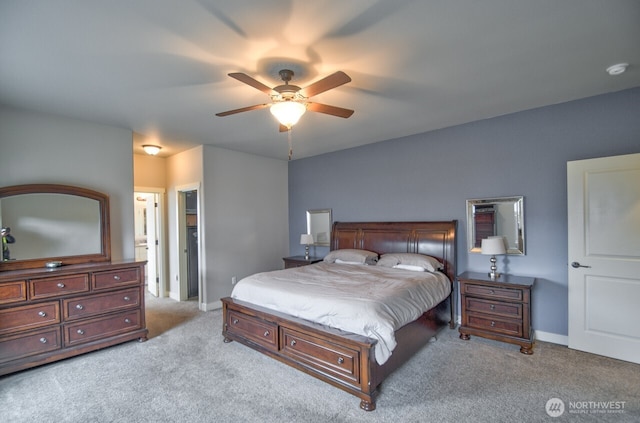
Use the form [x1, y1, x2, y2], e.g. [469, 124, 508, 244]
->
[0, 184, 111, 271]
[466, 196, 525, 255]
[306, 209, 332, 247]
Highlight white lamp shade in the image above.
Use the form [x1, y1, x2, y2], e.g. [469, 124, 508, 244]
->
[481, 237, 506, 255]
[270, 101, 306, 128]
[300, 234, 314, 245]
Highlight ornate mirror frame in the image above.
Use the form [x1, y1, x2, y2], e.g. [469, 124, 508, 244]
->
[0, 184, 111, 271]
[466, 196, 525, 255]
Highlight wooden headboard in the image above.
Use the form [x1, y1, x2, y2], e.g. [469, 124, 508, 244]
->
[331, 221, 457, 284]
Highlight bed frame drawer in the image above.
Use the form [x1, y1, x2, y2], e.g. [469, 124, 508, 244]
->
[226, 310, 278, 351]
[280, 327, 360, 386]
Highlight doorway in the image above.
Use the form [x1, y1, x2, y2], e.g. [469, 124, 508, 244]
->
[134, 189, 165, 297]
[177, 185, 201, 304]
[567, 153, 640, 364]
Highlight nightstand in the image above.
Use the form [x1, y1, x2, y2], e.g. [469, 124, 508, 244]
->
[283, 256, 323, 269]
[458, 271, 535, 354]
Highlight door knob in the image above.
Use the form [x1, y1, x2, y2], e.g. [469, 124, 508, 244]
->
[571, 261, 591, 269]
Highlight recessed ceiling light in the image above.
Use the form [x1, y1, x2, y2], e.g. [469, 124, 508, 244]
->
[606, 63, 628, 76]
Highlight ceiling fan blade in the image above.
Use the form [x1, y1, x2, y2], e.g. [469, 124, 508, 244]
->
[228, 73, 273, 95]
[300, 71, 351, 98]
[215, 103, 270, 117]
[306, 102, 354, 118]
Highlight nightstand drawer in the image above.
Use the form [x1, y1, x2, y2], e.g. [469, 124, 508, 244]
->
[465, 297, 522, 319]
[467, 314, 523, 337]
[464, 284, 522, 301]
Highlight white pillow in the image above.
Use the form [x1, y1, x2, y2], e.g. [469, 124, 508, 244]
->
[323, 249, 379, 265]
[393, 264, 426, 272]
[377, 253, 442, 272]
[334, 259, 366, 265]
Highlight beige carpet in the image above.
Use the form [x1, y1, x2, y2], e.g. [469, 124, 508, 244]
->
[1, 294, 638, 422]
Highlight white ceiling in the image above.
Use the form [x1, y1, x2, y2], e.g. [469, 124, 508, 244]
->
[1, 1, 639, 160]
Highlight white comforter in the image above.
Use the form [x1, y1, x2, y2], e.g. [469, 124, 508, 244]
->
[230, 262, 451, 365]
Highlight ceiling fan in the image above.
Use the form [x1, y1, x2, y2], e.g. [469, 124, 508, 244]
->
[216, 69, 354, 131]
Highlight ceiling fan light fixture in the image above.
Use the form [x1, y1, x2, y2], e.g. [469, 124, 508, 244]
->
[270, 101, 306, 129]
[142, 145, 162, 155]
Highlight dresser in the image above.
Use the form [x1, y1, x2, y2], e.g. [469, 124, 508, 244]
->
[282, 256, 323, 269]
[458, 271, 535, 354]
[0, 260, 148, 375]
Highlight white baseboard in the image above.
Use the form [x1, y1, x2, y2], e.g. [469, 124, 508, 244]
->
[202, 300, 222, 311]
[535, 330, 568, 346]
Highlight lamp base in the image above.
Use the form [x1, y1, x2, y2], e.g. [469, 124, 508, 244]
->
[488, 255, 500, 279]
[304, 245, 310, 260]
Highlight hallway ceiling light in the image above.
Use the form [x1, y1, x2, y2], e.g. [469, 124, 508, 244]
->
[143, 145, 162, 155]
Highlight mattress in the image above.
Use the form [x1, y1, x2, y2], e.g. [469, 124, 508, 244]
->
[231, 262, 451, 364]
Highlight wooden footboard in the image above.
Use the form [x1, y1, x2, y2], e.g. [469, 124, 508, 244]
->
[222, 294, 451, 411]
[222, 220, 457, 410]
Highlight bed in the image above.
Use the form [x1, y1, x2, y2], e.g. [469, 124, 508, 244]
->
[221, 220, 457, 411]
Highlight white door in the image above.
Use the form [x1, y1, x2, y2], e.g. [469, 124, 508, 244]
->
[567, 152, 640, 364]
[145, 195, 159, 297]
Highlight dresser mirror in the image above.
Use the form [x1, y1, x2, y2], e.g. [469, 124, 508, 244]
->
[306, 209, 332, 246]
[466, 196, 525, 255]
[0, 184, 110, 271]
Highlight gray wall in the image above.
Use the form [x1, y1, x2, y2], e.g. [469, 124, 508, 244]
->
[288, 87, 640, 338]
[0, 106, 135, 261]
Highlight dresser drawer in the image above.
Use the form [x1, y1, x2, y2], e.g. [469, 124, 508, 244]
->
[0, 328, 61, 363]
[63, 288, 140, 320]
[0, 281, 27, 304]
[64, 310, 141, 346]
[0, 302, 60, 335]
[226, 310, 278, 351]
[30, 275, 89, 299]
[465, 297, 522, 319]
[280, 327, 360, 386]
[467, 314, 523, 337]
[92, 268, 141, 290]
[464, 284, 523, 301]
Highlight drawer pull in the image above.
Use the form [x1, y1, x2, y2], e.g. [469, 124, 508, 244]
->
[113, 275, 121, 280]
[76, 304, 84, 310]
[263, 330, 270, 337]
[57, 283, 65, 288]
[490, 321, 496, 327]
[38, 311, 47, 317]
[290, 340, 297, 347]
[124, 318, 131, 324]
[489, 290, 495, 294]
[232, 319, 239, 325]
[123, 296, 131, 301]
[337, 357, 344, 365]
[490, 304, 495, 310]
[40, 337, 48, 344]
[77, 329, 85, 335]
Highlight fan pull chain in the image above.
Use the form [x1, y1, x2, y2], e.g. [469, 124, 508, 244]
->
[287, 128, 293, 161]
